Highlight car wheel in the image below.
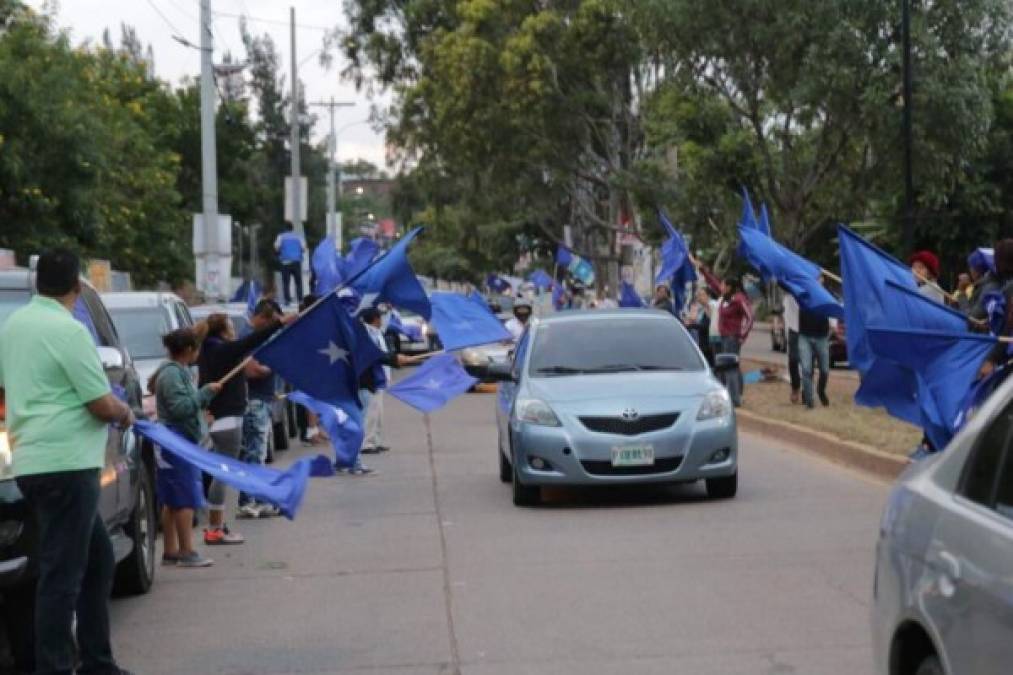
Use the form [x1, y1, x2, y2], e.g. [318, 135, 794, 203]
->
[273, 416, 289, 452]
[113, 464, 156, 595]
[512, 450, 540, 506]
[499, 448, 511, 483]
[705, 472, 737, 499]
[914, 655, 943, 675]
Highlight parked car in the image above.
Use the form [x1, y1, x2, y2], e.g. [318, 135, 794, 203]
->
[385, 309, 438, 355]
[0, 267, 156, 672]
[829, 318, 847, 368]
[189, 303, 289, 459]
[872, 376, 1013, 675]
[102, 291, 194, 418]
[460, 342, 513, 382]
[490, 309, 737, 506]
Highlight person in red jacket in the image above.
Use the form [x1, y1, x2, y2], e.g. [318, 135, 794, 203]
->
[696, 260, 754, 406]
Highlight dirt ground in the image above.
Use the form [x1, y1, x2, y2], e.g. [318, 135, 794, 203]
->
[740, 360, 922, 456]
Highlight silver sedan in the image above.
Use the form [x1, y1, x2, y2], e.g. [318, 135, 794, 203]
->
[492, 310, 737, 506]
[872, 375, 1013, 675]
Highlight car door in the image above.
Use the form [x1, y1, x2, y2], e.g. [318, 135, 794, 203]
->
[928, 398, 1013, 674]
[81, 287, 137, 519]
[497, 329, 528, 452]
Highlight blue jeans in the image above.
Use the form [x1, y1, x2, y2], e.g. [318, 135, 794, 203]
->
[239, 398, 272, 506]
[16, 469, 119, 675]
[798, 334, 830, 407]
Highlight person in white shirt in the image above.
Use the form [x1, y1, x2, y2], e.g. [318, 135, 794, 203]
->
[504, 300, 533, 340]
[783, 292, 801, 404]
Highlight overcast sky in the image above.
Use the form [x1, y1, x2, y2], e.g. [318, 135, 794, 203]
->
[26, 0, 390, 169]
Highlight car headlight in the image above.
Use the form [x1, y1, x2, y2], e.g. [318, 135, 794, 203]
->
[514, 398, 561, 427]
[460, 348, 481, 366]
[0, 430, 13, 481]
[697, 388, 732, 421]
[421, 323, 430, 337]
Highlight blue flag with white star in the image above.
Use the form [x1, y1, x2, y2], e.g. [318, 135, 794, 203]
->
[134, 421, 333, 519]
[429, 292, 512, 351]
[254, 292, 386, 407]
[347, 227, 431, 319]
[287, 391, 365, 469]
[387, 353, 478, 414]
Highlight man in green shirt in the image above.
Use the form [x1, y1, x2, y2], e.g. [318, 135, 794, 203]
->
[0, 249, 134, 675]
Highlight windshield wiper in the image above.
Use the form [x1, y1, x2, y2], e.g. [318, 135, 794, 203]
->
[635, 365, 684, 371]
[535, 366, 586, 375]
[583, 364, 642, 373]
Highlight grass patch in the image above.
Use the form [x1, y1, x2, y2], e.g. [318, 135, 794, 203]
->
[740, 360, 921, 456]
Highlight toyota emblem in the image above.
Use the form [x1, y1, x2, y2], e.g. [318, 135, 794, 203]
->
[621, 408, 640, 421]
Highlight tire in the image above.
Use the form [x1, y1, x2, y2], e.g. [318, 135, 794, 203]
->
[915, 655, 943, 675]
[273, 418, 289, 452]
[512, 450, 540, 506]
[499, 448, 512, 483]
[706, 472, 737, 499]
[113, 465, 156, 596]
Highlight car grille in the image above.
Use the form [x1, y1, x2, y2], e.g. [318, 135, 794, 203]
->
[578, 413, 679, 436]
[580, 456, 683, 476]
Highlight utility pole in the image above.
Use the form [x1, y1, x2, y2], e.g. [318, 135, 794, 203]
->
[249, 224, 261, 282]
[309, 98, 355, 252]
[289, 6, 303, 238]
[199, 0, 220, 298]
[901, 0, 915, 255]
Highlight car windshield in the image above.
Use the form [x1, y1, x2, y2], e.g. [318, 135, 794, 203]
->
[108, 306, 171, 360]
[529, 318, 704, 377]
[0, 290, 31, 327]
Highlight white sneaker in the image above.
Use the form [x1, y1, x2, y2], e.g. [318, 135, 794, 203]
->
[256, 503, 281, 518]
[236, 503, 260, 519]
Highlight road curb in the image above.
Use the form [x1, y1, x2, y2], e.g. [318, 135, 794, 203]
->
[736, 407, 907, 482]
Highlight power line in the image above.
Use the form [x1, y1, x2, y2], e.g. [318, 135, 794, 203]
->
[143, 0, 189, 40]
[212, 10, 332, 32]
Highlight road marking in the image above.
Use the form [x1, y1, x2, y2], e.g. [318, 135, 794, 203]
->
[424, 413, 462, 674]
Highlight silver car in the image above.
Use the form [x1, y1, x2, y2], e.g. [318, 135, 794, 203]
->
[872, 376, 1013, 675]
[492, 310, 738, 506]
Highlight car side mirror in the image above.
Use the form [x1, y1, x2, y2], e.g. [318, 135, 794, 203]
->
[97, 346, 125, 371]
[487, 362, 516, 383]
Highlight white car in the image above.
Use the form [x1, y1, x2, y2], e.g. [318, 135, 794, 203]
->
[102, 291, 194, 417]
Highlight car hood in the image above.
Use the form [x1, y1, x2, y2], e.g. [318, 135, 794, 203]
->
[526, 371, 716, 404]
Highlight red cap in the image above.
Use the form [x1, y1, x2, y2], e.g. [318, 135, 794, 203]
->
[909, 250, 939, 279]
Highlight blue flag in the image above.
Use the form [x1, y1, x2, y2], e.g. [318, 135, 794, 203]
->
[555, 245, 596, 286]
[387, 353, 478, 413]
[254, 293, 386, 406]
[429, 292, 512, 351]
[528, 269, 554, 292]
[311, 236, 344, 296]
[287, 391, 365, 469]
[758, 203, 772, 237]
[387, 309, 423, 342]
[486, 274, 513, 294]
[737, 226, 842, 318]
[469, 290, 490, 310]
[347, 227, 431, 319]
[838, 225, 923, 424]
[740, 187, 759, 230]
[655, 213, 695, 287]
[552, 283, 567, 310]
[134, 421, 332, 519]
[619, 281, 643, 308]
[866, 327, 998, 450]
[345, 237, 380, 279]
[245, 280, 261, 317]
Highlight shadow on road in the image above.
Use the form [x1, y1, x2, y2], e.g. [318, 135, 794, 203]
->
[535, 482, 712, 509]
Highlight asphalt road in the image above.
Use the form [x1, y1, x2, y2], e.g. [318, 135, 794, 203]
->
[110, 388, 887, 675]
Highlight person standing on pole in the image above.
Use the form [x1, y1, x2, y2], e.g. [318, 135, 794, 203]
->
[0, 249, 136, 675]
[274, 223, 306, 305]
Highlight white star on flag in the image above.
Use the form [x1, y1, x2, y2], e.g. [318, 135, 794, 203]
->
[454, 320, 473, 330]
[319, 341, 350, 366]
[423, 378, 442, 391]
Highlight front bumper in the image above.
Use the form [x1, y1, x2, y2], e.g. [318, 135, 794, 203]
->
[511, 413, 737, 487]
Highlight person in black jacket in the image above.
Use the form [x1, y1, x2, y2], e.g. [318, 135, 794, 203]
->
[197, 311, 289, 544]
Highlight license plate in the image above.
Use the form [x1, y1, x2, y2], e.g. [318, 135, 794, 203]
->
[611, 445, 655, 467]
